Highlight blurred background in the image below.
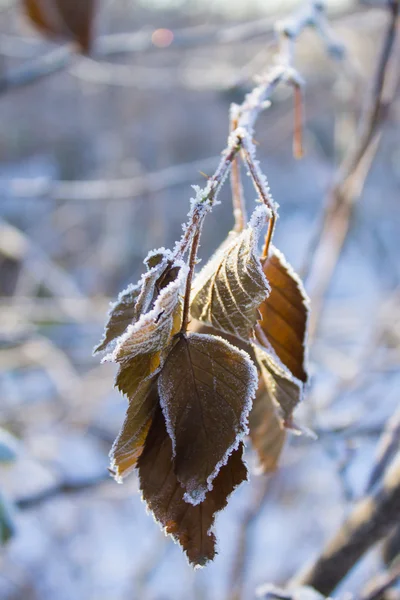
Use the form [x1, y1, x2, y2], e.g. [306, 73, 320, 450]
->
[0, 0, 399, 598]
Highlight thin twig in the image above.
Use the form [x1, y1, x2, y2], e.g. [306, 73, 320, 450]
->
[366, 404, 400, 493]
[293, 452, 400, 595]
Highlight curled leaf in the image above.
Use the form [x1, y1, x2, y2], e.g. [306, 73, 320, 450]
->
[138, 406, 248, 567]
[158, 332, 257, 504]
[109, 378, 159, 482]
[249, 376, 286, 473]
[94, 249, 175, 354]
[190, 205, 270, 342]
[23, 0, 97, 52]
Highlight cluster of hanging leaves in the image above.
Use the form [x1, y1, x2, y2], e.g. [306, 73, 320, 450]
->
[95, 198, 310, 566]
[22, 0, 97, 52]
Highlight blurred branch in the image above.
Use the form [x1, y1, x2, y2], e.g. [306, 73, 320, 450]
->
[293, 452, 400, 595]
[15, 471, 110, 510]
[0, 155, 220, 201]
[366, 404, 400, 492]
[359, 559, 400, 600]
[303, 0, 399, 340]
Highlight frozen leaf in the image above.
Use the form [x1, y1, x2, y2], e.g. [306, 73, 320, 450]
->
[158, 332, 257, 504]
[138, 406, 247, 567]
[108, 262, 186, 366]
[258, 246, 309, 383]
[23, 0, 97, 52]
[249, 376, 286, 473]
[109, 378, 159, 481]
[94, 249, 174, 354]
[190, 205, 270, 342]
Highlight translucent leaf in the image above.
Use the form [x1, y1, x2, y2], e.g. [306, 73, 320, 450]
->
[138, 406, 247, 567]
[109, 378, 159, 482]
[94, 249, 174, 354]
[190, 205, 270, 342]
[249, 376, 286, 473]
[23, 0, 97, 52]
[253, 246, 309, 426]
[258, 246, 309, 383]
[158, 332, 257, 504]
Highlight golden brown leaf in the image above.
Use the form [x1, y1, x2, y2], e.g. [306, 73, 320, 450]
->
[249, 375, 286, 473]
[109, 378, 159, 481]
[258, 246, 309, 383]
[190, 206, 270, 342]
[23, 0, 97, 52]
[158, 332, 257, 504]
[138, 406, 248, 567]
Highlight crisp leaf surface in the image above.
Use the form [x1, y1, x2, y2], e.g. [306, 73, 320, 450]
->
[249, 376, 286, 473]
[138, 406, 247, 566]
[109, 378, 159, 481]
[158, 332, 257, 504]
[190, 206, 270, 342]
[23, 0, 97, 52]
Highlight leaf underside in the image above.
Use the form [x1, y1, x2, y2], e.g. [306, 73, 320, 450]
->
[138, 406, 248, 567]
[158, 332, 257, 504]
[23, 0, 97, 52]
[190, 214, 269, 342]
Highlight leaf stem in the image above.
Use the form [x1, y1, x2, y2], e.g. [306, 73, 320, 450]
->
[180, 225, 202, 333]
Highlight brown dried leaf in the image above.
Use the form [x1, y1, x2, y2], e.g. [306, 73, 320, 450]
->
[158, 332, 257, 504]
[138, 406, 248, 567]
[23, 0, 97, 52]
[249, 375, 286, 473]
[109, 378, 160, 481]
[190, 206, 270, 342]
[94, 250, 175, 354]
[258, 246, 309, 383]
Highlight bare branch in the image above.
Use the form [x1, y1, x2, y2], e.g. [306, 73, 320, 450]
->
[366, 405, 400, 492]
[359, 560, 400, 600]
[293, 452, 400, 595]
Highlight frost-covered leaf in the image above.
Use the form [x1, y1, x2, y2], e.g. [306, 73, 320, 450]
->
[190, 205, 270, 342]
[254, 343, 303, 428]
[94, 249, 175, 354]
[249, 376, 286, 473]
[258, 246, 309, 383]
[138, 406, 247, 567]
[109, 262, 186, 366]
[158, 332, 257, 504]
[0, 492, 15, 544]
[23, 0, 97, 52]
[109, 378, 159, 481]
